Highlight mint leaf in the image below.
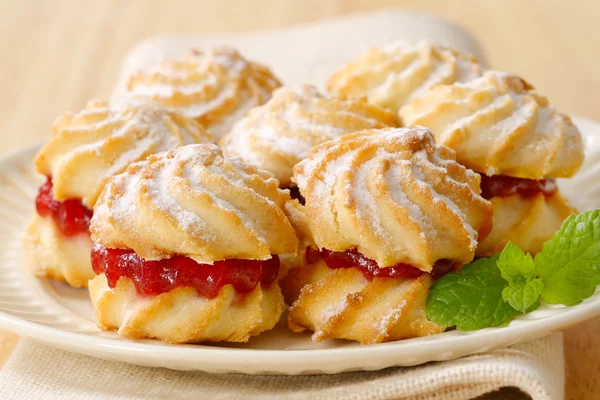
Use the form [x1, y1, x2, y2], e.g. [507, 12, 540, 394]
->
[536, 210, 600, 306]
[497, 242, 536, 282]
[426, 255, 518, 330]
[502, 279, 543, 312]
[497, 242, 542, 312]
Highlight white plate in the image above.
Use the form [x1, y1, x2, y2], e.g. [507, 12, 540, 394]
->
[0, 118, 599, 374]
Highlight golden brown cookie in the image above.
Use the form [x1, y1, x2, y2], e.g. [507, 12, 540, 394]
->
[89, 274, 283, 344]
[126, 47, 281, 140]
[327, 41, 482, 111]
[220, 85, 397, 187]
[286, 262, 445, 344]
[89, 144, 298, 343]
[400, 71, 584, 255]
[476, 191, 575, 256]
[294, 127, 492, 270]
[26, 100, 210, 288]
[92, 144, 297, 261]
[400, 71, 584, 179]
[284, 127, 492, 344]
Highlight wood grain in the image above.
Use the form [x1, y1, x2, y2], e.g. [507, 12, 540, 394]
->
[1, 1, 599, 398]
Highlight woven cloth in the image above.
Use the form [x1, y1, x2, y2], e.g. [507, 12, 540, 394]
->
[0, 335, 564, 400]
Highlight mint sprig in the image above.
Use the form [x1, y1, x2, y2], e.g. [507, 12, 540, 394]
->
[536, 210, 600, 306]
[426, 255, 518, 330]
[497, 242, 543, 313]
[502, 280, 543, 313]
[426, 210, 600, 330]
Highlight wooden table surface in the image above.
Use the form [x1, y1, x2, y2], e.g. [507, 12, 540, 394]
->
[1, 1, 599, 398]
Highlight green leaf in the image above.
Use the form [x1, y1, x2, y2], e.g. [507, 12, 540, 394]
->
[536, 210, 600, 306]
[426, 255, 518, 330]
[497, 242, 536, 283]
[497, 242, 542, 312]
[502, 278, 544, 313]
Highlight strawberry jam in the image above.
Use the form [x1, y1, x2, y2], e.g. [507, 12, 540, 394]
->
[91, 244, 280, 298]
[35, 176, 93, 236]
[480, 175, 557, 200]
[306, 247, 457, 280]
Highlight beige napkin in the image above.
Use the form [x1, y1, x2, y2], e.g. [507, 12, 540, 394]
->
[0, 335, 563, 400]
[0, 10, 568, 400]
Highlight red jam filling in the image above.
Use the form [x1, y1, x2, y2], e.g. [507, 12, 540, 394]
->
[35, 176, 93, 236]
[480, 174, 557, 200]
[91, 244, 280, 298]
[306, 247, 457, 281]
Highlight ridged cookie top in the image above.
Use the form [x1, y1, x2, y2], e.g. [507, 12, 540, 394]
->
[326, 41, 482, 111]
[91, 144, 298, 262]
[400, 71, 584, 179]
[294, 127, 492, 271]
[126, 47, 282, 140]
[220, 85, 398, 187]
[35, 100, 211, 208]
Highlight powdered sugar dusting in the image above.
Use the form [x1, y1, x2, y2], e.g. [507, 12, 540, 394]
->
[38, 100, 209, 209]
[295, 126, 485, 266]
[331, 40, 482, 108]
[130, 82, 214, 98]
[61, 103, 202, 156]
[373, 300, 406, 335]
[402, 71, 572, 179]
[254, 124, 313, 157]
[105, 169, 141, 231]
[127, 47, 279, 140]
[315, 149, 357, 198]
[412, 163, 477, 249]
[183, 160, 267, 248]
[94, 144, 294, 261]
[320, 299, 348, 324]
[103, 136, 155, 179]
[352, 154, 389, 242]
[148, 162, 211, 237]
[204, 93, 259, 139]
[387, 161, 433, 240]
[221, 85, 395, 183]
